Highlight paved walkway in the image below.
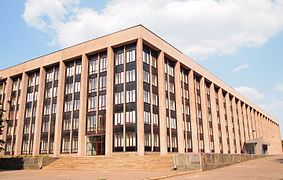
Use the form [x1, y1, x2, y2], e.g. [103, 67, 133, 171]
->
[0, 155, 282, 180]
[167, 155, 283, 180]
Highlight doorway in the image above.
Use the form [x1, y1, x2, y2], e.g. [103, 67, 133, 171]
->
[86, 135, 105, 156]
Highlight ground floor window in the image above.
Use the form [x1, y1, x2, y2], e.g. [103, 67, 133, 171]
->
[62, 137, 70, 153]
[86, 135, 105, 156]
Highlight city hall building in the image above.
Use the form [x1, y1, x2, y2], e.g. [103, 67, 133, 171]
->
[0, 25, 281, 157]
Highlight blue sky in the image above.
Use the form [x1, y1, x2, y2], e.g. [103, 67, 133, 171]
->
[0, 0, 283, 139]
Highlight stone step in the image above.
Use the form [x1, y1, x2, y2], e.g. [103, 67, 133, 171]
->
[44, 155, 173, 170]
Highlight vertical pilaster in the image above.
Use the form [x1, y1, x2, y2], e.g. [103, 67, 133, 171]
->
[174, 61, 184, 153]
[237, 102, 244, 152]
[218, 88, 228, 153]
[209, 83, 219, 153]
[78, 54, 88, 156]
[225, 94, 234, 153]
[54, 61, 66, 156]
[242, 104, 248, 141]
[157, 51, 167, 155]
[33, 67, 46, 155]
[136, 38, 144, 156]
[250, 109, 255, 139]
[231, 97, 240, 153]
[15, 72, 28, 155]
[246, 106, 252, 140]
[105, 47, 114, 156]
[188, 70, 198, 152]
[199, 77, 209, 153]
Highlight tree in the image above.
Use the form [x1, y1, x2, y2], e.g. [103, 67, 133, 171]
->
[0, 103, 4, 151]
[0, 78, 5, 151]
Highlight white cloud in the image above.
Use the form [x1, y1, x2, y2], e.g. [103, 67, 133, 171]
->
[275, 83, 283, 91]
[235, 86, 265, 100]
[259, 100, 283, 115]
[233, 64, 250, 72]
[23, 0, 283, 60]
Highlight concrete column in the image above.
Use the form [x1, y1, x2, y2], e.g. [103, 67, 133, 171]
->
[188, 70, 198, 153]
[33, 67, 46, 155]
[218, 88, 228, 153]
[157, 51, 167, 155]
[225, 94, 234, 153]
[242, 104, 248, 141]
[174, 61, 185, 153]
[54, 61, 66, 156]
[236, 101, 244, 151]
[199, 77, 210, 153]
[209, 83, 220, 153]
[250, 109, 255, 139]
[136, 38, 144, 156]
[78, 54, 88, 156]
[231, 97, 240, 153]
[105, 47, 114, 156]
[15, 72, 28, 155]
[246, 106, 252, 140]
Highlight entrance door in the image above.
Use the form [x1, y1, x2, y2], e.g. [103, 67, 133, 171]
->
[86, 135, 105, 156]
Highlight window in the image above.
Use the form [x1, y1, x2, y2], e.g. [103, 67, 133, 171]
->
[152, 74, 157, 86]
[126, 111, 136, 124]
[54, 69, 59, 81]
[45, 88, 52, 99]
[143, 51, 149, 64]
[126, 133, 136, 147]
[64, 101, 72, 112]
[73, 118, 79, 129]
[169, 82, 175, 93]
[76, 64, 81, 75]
[63, 119, 71, 130]
[126, 49, 136, 63]
[100, 57, 107, 72]
[115, 52, 124, 65]
[153, 113, 158, 125]
[49, 140, 54, 154]
[143, 90, 150, 104]
[99, 76, 107, 91]
[199, 140, 204, 149]
[72, 137, 78, 153]
[171, 118, 177, 129]
[185, 105, 190, 115]
[46, 72, 53, 82]
[65, 83, 73, 94]
[144, 133, 151, 147]
[89, 77, 98, 93]
[43, 104, 50, 115]
[168, 65, 174, 77]
[22, 140, 29, 154]
[144, 111, 150, 124]
[152, 55, 157, 68]
[126, 69, 135, 82]
[75, 82, 80, 93]
[143, 71, 149, 83]
[66, 66, 74, 77]
[98, 115, 105, 131]
[74, 100, 80, 111]
[87, 115, 96, 131]
[152, 93, 158, 106]
[25, 108, 32, 118]
[89, 59, 98, 74]
[52, 103, 57, 114]
[154, 134, 159, 147]
[126, 90, 135, 103]
[42, 121, 49, 132]
[115, 72, 124, 85]
[170, 99, 176, 111]
[88, 96, 97, 112]
[114, 134, 123, 147]
[114, 112, 124, 125]
[115, 92, 124, 105]
[23, 123, 30, 134]
[53, 87, 57, 97]
[40, 140, 48, 154]
[7, 126, 12, 135]
[62, 137, 70, 153]
[28, 76, 35, 87]
[172, 136, 177, 148]
[99, 95, 106, 110]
